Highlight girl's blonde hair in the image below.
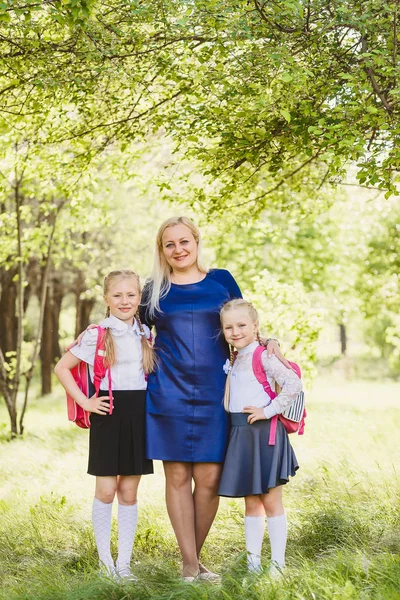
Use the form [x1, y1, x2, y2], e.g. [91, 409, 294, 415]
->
[146, 216, 208, 318]
[220, 299, 261, 411]
[103, 269, 156, 374]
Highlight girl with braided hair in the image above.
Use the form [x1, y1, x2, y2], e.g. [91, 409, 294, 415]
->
[218, 298, 301, 577]
[55, 269, 155, 579]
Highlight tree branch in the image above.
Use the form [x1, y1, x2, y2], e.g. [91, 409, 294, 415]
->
[361, 36, 394, 113]
[4, 1, 55, 11]
[230, 152, 320, 208]
[54, 89, 183, 142]
[339, 182, 382, 191]
[317, 164, 331, 190]
[253, 0, 299, 33]
[305, 0, 311, 34]
[368, 127, 377, 151]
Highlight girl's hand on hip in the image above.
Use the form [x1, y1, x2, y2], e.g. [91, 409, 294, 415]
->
[242, 406, 266, 424]
[64, 324, 99, 352]
[82, 394, 111, 415]
[261, 339, 292, 369]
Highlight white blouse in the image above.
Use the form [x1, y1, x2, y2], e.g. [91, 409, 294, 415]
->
[70, 314, 151, 391]
[228, 341, 302, 418]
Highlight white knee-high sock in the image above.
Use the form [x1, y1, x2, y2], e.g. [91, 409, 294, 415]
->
[116, 502, 138, 571]
[267, 513, 287, 568]
[244, 516, 265, 572]
[92, 498, 114, 570]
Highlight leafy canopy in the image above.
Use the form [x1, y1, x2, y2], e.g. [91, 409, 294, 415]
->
[1, 0, 399, 215]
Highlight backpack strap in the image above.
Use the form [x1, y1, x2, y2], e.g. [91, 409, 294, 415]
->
[252, 346, 278, 445]
[92, 326, 114, 415]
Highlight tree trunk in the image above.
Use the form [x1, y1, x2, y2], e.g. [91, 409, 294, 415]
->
[0, 156, 26, 438]
[339, 323, 347, 355]
[9, 403, 18, 438]
[40, 276, 64, 395]
[77, 298, 95, 335]
[20, 201, 63, 435]
[0, 360, 17, 438]
[52, 278, 63, 361]
[14, 173, 25, 434]
[0, 274, 18, 357]
[40, 282, 53, 395]
[75, 272, 95, 336]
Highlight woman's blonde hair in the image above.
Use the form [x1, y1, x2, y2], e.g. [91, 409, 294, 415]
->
[103, 269, 156, 374]
[220, 299, 261, 411]
[146, 216, 208, 318]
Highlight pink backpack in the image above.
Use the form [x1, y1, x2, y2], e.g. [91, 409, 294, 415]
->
[252, 346, 306, 445]
[66, 327, 113, 429]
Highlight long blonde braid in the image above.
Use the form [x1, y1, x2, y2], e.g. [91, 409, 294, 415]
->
[104, 305, 116, 367]
[223, 344, 237, 411]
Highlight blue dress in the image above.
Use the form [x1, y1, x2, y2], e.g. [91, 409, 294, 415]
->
[140, 269, 241, 462]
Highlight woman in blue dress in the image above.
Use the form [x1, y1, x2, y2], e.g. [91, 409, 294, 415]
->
[140, 216, 286, 580]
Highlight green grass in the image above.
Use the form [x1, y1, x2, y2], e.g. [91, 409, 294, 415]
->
[0, 377, 400, 599]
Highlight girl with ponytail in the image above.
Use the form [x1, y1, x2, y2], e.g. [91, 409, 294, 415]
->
[55, 269, 155, 580]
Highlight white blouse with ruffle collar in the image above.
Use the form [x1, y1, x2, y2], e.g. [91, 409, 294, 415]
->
[70, 314, 151, 391]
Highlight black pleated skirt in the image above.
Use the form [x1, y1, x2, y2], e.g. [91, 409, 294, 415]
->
[218, 413, 299, 497]
[88, 390, 153, 477]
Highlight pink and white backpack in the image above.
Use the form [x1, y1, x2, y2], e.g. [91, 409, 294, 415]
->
[252, 345, 306, 445]
[66, 326, 113, 429]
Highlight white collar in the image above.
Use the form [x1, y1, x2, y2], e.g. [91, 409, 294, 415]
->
[100, 314, 141, 337]
[237, 340, 259, 355]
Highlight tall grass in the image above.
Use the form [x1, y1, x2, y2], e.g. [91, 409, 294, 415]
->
[0, 377, 399, 599]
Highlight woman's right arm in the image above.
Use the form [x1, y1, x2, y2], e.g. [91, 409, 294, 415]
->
[54, 353, 110, 414]
[64, 325, 99, 352]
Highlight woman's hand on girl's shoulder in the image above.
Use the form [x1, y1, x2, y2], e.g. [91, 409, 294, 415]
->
[64, 324, 99, 352]
[261, 338, 291, 369]
[242, 406, 266, 424]
[82, 394, 111, 415]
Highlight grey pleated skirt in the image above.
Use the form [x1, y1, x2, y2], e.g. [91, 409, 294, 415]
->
[218, 413, 299, 497]
[88, 390, 153, 477]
